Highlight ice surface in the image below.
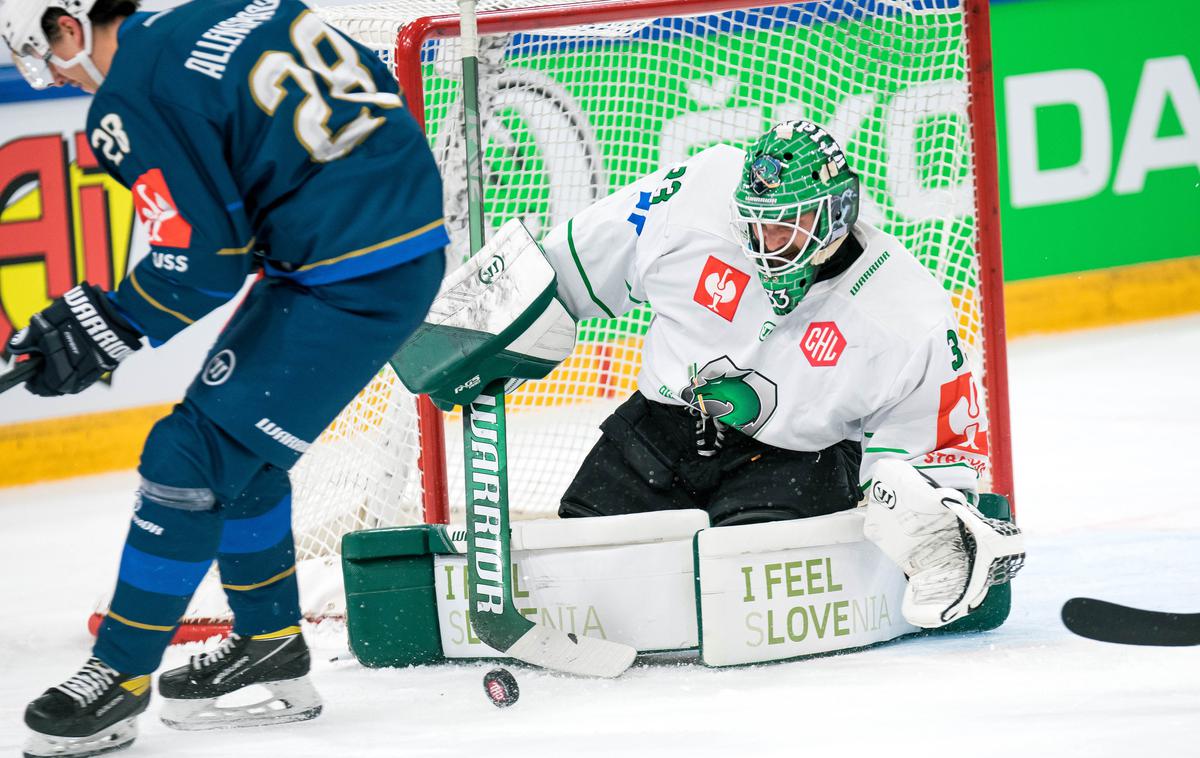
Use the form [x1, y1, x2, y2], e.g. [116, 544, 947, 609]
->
[2, 316, 1198, 757]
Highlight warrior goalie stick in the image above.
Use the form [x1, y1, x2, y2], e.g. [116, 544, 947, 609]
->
[1061, 597, 1200, 647]
[463, 379, 636, 677]
[0, 355, 39, 394]
[454, 0, 634, 678]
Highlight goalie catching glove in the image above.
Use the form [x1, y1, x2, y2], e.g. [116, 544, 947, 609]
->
[863, 459, 1025, 628]
[8, 283, 142, 397]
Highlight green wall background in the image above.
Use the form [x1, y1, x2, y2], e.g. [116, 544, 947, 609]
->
[990, 0, 1199, 281]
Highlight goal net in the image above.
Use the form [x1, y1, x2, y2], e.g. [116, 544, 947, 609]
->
[148, 0, 1010, 634]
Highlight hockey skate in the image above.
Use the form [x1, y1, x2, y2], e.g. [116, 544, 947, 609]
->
[24, 657, 151, 758]
[158, 626, 322, 730]
[864, 459, 1025, 628]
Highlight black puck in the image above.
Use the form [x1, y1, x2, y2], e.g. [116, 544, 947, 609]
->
[483, 667, 519, 708]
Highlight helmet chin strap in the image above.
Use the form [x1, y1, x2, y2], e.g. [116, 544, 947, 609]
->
[810, 232, 848, 266]
[48, 15, 105, 87]
[50, 49, 105, 86]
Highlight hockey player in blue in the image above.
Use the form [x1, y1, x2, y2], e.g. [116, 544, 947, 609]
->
[2, 0, 448, 754]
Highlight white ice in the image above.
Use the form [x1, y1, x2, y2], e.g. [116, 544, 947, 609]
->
[2, 315, 1198, 757]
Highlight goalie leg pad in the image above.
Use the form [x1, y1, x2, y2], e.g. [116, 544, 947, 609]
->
[863, 459, 1024, 628]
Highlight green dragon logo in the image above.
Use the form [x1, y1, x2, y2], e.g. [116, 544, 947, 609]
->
[679, 357, 778, 436]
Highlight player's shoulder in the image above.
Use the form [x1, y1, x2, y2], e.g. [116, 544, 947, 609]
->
[660, 144, 746, 237]
[676, 144, 746, 190]
[117, 0, 308, 93]
[686, 143, 746, 172]
[832, 221, 954, 340]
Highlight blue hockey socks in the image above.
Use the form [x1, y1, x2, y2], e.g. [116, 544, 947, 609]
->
[216, 465, 301, 636]
[93, 482, 221, 675]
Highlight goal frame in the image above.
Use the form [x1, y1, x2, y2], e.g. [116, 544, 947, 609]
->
[394, 0, 1015, 525]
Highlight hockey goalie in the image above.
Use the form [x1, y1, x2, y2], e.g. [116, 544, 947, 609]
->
[541, 119, 1024, 628]
[412, 119, 1025, 638]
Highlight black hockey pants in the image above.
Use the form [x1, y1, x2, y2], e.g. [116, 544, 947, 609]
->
[560, 392, 862, 526]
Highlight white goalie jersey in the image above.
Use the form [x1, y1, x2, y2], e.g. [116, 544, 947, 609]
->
[540, 144, 989, 495]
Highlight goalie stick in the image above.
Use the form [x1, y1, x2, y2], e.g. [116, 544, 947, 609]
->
[462, 380, 636, 677]
[453, 0, 634, 678]
[1061, 597, 1200, 647]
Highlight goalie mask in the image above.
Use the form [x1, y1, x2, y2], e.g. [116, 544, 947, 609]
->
[0, 0, 104, 90]
[731, 120, 860, 316]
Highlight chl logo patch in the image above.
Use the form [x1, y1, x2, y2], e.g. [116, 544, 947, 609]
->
[202, 349, 236, 386]
[800, 321, 846, 366]
[693, 256, 750, 322]
[133, 168, 192, 249]
[937, 372, 989, 455]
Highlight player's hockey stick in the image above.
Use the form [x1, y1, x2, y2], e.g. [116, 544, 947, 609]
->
[0, 355, 40, 394]
[1061, 597, 1200, 646]
[454, 0, 633, 678]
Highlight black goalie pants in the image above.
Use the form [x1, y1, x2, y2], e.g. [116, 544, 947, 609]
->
[560, 393, 862, 526]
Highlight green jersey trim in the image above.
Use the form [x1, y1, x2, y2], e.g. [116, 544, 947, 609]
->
[914, 462, 977, 472]
[566, 218, 616, 319]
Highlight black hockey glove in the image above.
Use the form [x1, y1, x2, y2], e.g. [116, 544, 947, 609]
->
[7, 283, 142, 396]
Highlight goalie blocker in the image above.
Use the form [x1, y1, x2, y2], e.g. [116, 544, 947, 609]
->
[392, 218, 577, 409]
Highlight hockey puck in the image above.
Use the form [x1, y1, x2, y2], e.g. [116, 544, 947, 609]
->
[483, 668, 519, 708]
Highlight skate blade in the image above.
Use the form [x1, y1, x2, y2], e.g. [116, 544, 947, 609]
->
[24, 716, 138, 758]
[160, 676, 323, 731]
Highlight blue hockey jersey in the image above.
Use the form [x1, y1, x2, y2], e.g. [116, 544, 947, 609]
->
[88, 0, 448, 343]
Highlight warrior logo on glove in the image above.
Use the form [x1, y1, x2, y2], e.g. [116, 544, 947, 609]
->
[63, 286, 137, 364]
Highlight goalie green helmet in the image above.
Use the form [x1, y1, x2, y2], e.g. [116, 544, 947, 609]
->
[731, 120, 860, 316]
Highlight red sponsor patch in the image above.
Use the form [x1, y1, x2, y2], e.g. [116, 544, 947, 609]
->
[133, 168, 191, 249]
[936, 372, 989, 456]
[800, 321, 846, 366]
[692, 256, 750, 322]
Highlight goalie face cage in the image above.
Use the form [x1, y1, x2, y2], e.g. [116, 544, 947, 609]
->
[311, 0, 1012, 527]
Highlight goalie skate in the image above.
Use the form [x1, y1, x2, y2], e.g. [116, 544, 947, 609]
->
[158, 626, 322, 731]
[864, 459, 1024, 628]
